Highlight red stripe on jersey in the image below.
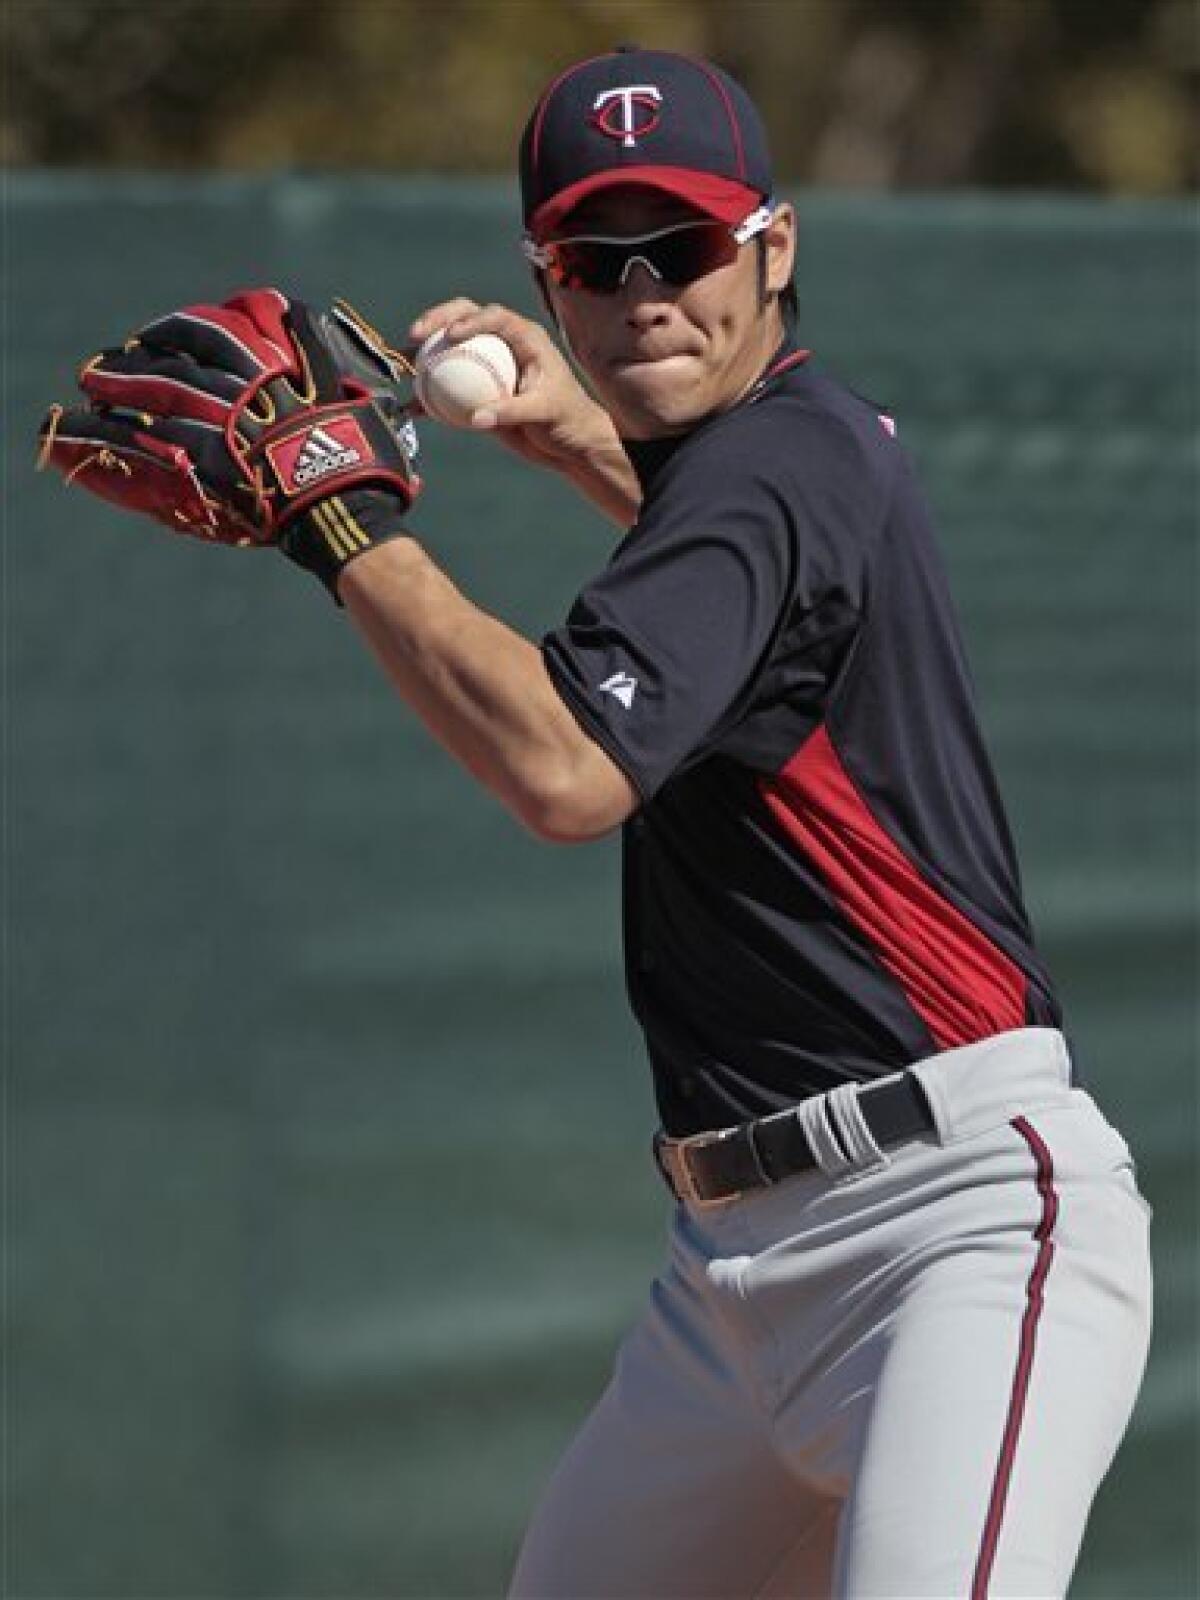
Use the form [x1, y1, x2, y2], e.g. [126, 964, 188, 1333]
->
[758, 726, 1027, 1050]
[764, 349, 811, 382]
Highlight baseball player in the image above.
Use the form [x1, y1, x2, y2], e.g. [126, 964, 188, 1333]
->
[41, 45, 1152, 1600]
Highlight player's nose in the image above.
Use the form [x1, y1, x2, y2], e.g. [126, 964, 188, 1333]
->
[619, 262, 675, 327]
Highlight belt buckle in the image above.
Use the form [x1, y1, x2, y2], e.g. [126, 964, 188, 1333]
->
[662, 1128, 742, 1209]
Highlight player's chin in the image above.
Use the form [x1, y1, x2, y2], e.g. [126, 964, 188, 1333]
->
[604, 359, 712, 437]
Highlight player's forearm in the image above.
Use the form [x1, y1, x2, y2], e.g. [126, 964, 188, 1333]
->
[338, 534, 631, 840]
[554, 420, 642, 528]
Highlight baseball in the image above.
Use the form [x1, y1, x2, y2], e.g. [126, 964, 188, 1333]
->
[414, 329, 518, 428]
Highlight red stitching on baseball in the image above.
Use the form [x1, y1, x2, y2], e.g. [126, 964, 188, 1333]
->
[419, 345, 512, 419]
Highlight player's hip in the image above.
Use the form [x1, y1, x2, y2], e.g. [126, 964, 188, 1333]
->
[652, 1027, 1152, 1427]
[658, 1026, 1152, 1291]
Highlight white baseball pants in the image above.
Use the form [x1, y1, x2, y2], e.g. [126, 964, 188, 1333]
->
[509, 1029, 1152, 1598]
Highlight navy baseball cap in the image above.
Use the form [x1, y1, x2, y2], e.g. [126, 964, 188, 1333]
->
[520, 46, 773, 243]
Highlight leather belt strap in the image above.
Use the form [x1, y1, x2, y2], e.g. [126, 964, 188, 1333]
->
[653, 1073, 935, 1208]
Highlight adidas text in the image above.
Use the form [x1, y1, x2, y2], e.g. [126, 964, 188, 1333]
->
[293, 426, 363, 487]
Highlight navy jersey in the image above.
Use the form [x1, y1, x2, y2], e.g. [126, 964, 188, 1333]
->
[542, 338, 1061, 1136]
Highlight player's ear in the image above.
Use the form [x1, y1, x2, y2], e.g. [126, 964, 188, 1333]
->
[763, 203, 796, 297]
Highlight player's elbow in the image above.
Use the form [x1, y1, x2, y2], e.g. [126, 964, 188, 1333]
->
[515, 748, 639, 845]
[521, 803, 621, 845]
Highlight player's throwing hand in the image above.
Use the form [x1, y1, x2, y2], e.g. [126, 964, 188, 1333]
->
[409, 298, 639, 525]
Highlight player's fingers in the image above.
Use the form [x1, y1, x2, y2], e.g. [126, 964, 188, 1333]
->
[408, 299, 482, 343]
[468, 373, 557, 430]
[459, 345, 568, 429]
[440, 303, 555, 368]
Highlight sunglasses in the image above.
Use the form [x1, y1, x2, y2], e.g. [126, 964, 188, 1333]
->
[523, 206, 775, 293]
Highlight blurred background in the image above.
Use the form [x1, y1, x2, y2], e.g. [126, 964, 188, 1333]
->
[5, 2, 1197, 1597]
[3, 0, 1198, 190]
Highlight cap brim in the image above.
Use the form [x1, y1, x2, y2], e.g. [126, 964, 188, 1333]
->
[528, 166, 763, 241]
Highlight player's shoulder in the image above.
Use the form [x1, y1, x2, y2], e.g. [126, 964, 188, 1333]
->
[676, 347, 891, 460]
[670, 354, 901, 522]
[747, 357, 899, 469]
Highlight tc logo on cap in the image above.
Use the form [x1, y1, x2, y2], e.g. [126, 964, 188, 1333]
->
[591, 84, 663, 147]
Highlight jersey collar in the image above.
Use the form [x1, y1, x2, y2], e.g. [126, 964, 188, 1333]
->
[744, 331, 812, 403]
[621, 331, 811, 493]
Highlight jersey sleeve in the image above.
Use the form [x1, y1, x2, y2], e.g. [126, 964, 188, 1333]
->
[542, 407, 877, 800]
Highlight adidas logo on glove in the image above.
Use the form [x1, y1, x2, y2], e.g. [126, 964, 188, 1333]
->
[267, 415, 373, 495]
[292, 424, 363, 486]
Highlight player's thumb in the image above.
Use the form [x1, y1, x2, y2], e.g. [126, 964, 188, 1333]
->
[468, 389, 543, 432]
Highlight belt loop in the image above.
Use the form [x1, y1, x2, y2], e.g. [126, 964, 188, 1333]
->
[744, 1120, 775, 1187]
[793, 1090, 854, 1179]
[794, 1083, 889, 1180]
[829, 1082, 889, 1174]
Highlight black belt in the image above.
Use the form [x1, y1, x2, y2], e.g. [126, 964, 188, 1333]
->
[653, 1073, 935, 1208]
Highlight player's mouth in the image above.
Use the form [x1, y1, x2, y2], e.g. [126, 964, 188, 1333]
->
[611, 349, 701, 371]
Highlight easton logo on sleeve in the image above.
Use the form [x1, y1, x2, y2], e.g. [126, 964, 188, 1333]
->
[267, 416, 371, 493]
[599, 671, 639, 708]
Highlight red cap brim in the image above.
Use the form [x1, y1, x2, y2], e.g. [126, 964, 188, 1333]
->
[529, 166, 764, 242]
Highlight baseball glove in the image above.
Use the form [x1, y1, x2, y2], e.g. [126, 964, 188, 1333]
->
[37, 288, 421, 596]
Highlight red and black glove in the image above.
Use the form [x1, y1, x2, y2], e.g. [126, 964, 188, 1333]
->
[37, 288, 421, 597]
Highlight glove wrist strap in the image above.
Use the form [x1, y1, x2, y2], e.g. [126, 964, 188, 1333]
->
[280, 487, 412, 602]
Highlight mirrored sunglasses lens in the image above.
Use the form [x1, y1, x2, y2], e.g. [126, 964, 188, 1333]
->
[652, 226, 735, 285]
[549, 240, 627, 291]
[547, 225, 735, 292]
